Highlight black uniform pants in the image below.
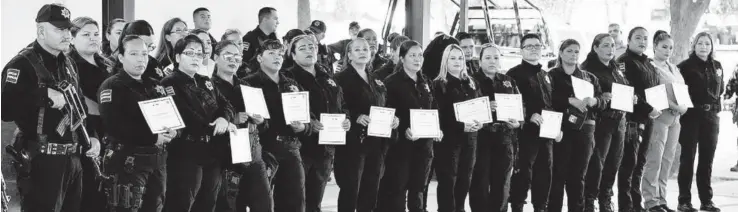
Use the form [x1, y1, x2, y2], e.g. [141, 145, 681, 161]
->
[435, 137, 476, 212]
[377, 139, 433, 212]
[269, 146, 307, 212]
[509, 125, 553, 210]
[617, 120, 651, 211]
[27, 153, 83, 212]
[678, 110, 719, 205]
[216, 161, 274, 212]
[111, 147, 167, 212]
[549, 124, 596, 212]
[334, 139, 388, 212]
[302, 152, 334, 212]
[469, 132, 515, 212]
[585, 116, 625, 202]
[165, 157, 223, 212]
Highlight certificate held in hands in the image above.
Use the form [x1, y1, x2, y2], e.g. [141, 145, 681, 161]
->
[138, 96, 186, 134]
[611, 83, 634, 112]
[453, 96, 493, 124]
[539, 110, 563, 139]
[671, 83, 693, 108]
[240, 85, 271, 118]
[367, 106, 395, 138]
[319, 114, 347, 145]
[410, 109, 441, 138]
[494, 94, 524, 121]
[645, 84, 669, 111]
[229, 128, 252, 163]
[282, 91, 311, 123]
[571, 76, 594, 100]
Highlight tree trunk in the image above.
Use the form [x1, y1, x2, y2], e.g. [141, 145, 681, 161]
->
[669, 0, 711, 64]
[298, 0, 312, 29]
[668, 0, 711, 178]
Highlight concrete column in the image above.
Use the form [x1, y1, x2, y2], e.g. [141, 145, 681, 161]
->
[406, 0, 431, 46]
[103, 0, 135, 24]
[459, 0, 469, 33]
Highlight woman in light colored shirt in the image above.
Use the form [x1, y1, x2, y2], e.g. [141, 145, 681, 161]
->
[641, 30, 687, 212]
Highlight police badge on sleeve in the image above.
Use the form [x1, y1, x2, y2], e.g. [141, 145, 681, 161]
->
[5, 69, 19, 84]
[100, 89, 112, 103]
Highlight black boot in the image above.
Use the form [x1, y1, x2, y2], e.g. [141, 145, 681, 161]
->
[511, 203, 524, 212]
[700, 202, 721, 212]
[647, 206, 666, 212]
[676, 202, 697, 212]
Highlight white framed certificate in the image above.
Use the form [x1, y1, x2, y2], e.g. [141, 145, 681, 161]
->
[453, 96, 493, 124]
[539, 110, 563, 139]
[572, 76, 594, 100]
[410, 109, 441, 139]
[138, 96, 186, 134]
[611, 83, 634, 112]
[229, 128, 252, 164]
[281, 91, 311, 123]
[494, 94, 524, 121]
[671, 83, 693, 108]
[645, 84, 669, 111]
[319, 114, 347, 145]
[240, 85, 271, 118]
[367, 106, 395, 138]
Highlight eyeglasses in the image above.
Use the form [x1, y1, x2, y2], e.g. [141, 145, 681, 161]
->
[181, 51, 205, 59]
[522, 44, 543, 50]
[221, 53, 243, 62]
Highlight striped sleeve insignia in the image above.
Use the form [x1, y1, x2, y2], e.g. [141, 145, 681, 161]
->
[165, 86, 176, 96]
[100, 89, 112, 103]
[5, 69, 20, 84]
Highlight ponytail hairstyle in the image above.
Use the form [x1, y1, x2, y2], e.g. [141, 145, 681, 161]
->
[653, 30, 671, 51]
[553, 39, 580, 69]
[393, 40, 423, 73]
[627, 26, 647, 42]
[478, 43, 503, 72]
[581, 33, 613, 68]
[113, 35, 146, 74]
[434, 44, 470, 84]
[113, 20, 154, 73]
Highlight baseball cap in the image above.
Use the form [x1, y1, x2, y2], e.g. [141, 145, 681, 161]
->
[309, 20, 326, 34]
[36, 4, 73, 29]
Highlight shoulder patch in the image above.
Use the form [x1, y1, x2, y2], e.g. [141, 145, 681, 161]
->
[5, 68, 20, 84]
[165, 86, 176, 96]
[100, 89, 112, 103]
[243, 42, 250, 52]
[617, 63, 626, 72]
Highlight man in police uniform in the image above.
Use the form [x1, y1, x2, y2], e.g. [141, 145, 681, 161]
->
[1, 4, 100, 211]
[308, 20, 338, 74]
[242, 7, 280, 67]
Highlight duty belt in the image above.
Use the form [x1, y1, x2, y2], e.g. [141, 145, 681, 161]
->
[600, 110, 625, 120]
[39, 143, 78, 155]
[698, 103, 720, 112]
[183, 134, 211, 142]
[276, 135, 298, 142]
[112, 143, 165, 155]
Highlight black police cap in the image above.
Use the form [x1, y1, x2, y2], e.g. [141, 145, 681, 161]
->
[36, 4, 73, 29]
[309, 20, 326, 34]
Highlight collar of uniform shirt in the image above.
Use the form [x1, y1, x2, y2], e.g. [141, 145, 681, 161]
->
[520, 60, 543, 70]
[625, 48, 649, 62]
[289, 64, 330, 81]
[399, 68, 426, 84]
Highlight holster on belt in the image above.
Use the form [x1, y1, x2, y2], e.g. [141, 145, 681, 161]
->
[626, 121, 644, 143]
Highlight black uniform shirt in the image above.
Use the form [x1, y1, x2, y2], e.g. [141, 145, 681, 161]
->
[584, 58, 631, 117]
[678, 54, 725, 107]
[211, 74, 265, 164]
[549, 66, 605, 120]
[286, 64, 348, 156]
[384, 69, 436, 141]
[70, 49, 110, 101]
[160, 69, 234, 137]
[433, 74, 481, 138]
[242, 26, 279, 64]
[506, 61, 554, 122]
[334, 64, 388, 145]
[141, 55, 166, 82]
[317, 43, 336, 73]
[617, 49, 659, 123]
[2, 41, 80, 142]
[243, 69, 308, 142]
[98, 71, 168, 146]
[473, 72, 521, 121]
[374, 61, 396, 80]
[466, 60, 481, 74]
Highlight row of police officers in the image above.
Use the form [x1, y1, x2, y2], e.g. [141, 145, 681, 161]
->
[1, 4, 727, 212]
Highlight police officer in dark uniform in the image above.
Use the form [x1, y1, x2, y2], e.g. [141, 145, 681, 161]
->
[456, 32, 481, 74]
[374, 36, 410, 80]
[582, 33, 631, 212]
[284, 35, 351, 212]
[548, 39, 605, 212]
[210, 40, 273, 212]
[244, 39, 312, 212]
[98, 35, 177, 212]
[617, 27, 660, 212]
[469, 44, 522, 212]
[161, 35, 236, 212]
[378, 40, 438, 212]
[676, 32, 724, 212]
[116, 20, 166, 81]
[242, 7, 280, 67]
[507, 34, 560, 212]
[1, 4, 101, 211]
[334, 38, 398, 212]
[69, 16, 111, 212]
[307, 20, 338, 74]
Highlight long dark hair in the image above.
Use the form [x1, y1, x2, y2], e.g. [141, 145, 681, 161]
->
[102, 18, 126, 56]
[581, 33, 614, 68]
[154, 18, 187, 66]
